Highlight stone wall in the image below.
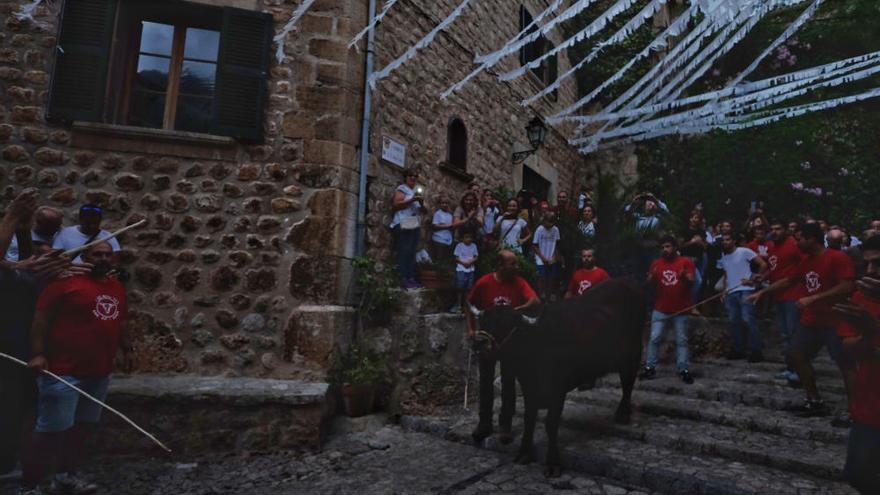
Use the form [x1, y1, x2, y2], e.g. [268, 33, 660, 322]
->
[362, 0, 593, 257]
[0, 0, 367, 379]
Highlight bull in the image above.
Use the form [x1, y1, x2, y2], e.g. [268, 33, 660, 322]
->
[469, 278, 646, 477]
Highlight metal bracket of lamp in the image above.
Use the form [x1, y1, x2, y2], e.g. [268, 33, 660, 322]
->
[512, 116, 548, 164]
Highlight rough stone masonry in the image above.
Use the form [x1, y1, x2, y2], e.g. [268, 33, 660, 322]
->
[0, 0, 622, 386]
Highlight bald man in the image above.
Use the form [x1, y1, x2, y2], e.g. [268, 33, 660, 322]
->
[5, 206, 63, 262]
[827, 228, 845, 251]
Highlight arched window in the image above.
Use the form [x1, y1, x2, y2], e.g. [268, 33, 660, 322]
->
[447, 117, 467, 171]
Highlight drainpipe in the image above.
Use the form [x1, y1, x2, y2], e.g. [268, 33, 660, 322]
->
[355, 0, 377, 257]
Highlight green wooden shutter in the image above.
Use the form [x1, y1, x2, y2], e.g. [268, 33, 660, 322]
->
[214, 7, 273, 141]
[47, 0, 117, 123]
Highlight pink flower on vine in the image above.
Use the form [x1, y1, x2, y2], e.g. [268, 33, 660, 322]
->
[790, 182, 804, 191]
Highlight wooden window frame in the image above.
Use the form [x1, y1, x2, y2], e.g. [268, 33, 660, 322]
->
[111, 2, 222, 131]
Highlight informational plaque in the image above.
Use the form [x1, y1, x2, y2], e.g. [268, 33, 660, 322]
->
[382, 135, 406, 168]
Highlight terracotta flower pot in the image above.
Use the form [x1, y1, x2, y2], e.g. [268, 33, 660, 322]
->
[418, 268, 451, 290]
[341, 383, 377, 417]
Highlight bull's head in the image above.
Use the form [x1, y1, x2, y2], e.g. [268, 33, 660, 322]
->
[469, 304, 538, 357]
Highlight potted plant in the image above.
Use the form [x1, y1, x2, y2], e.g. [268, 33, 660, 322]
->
[352, 256, 402, 325]
[331, 345, 386, 417]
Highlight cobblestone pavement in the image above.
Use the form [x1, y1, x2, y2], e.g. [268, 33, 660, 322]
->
[0, 418, 654, 495]
[0, 355, 859, 494]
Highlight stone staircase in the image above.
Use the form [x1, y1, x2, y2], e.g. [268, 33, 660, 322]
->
[399, 353, 857, 494]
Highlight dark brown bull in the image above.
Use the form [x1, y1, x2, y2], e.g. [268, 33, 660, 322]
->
[470, 278, 645, 477]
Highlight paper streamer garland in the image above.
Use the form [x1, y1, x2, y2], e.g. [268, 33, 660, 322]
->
[274, 0, 317, 63]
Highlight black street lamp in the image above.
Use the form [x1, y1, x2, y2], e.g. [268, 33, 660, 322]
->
[512, 116, 548, 163]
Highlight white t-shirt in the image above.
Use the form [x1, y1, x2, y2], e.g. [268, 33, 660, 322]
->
[483, 206, 500, 235]
[533, 225, 560, 266]
[4, 230, 57, 262]
[431, 210, 454, 245]
[454, 242, 478, 272]
[498, 217, 527, 253]
[53, 225, 121, 263]
[719, 247, 757, 293]
[390, 184, 422, 228]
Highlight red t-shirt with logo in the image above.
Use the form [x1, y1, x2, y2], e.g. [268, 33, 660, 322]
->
[794, 249, 855, 328]
[746, 240, 773, 258]
[650, 256, 695, 314]
[36, 275, 128, 377]
[835, 291, 880, 429]
[468, 274, 537, 310]
[568, 267, 610, 296]
[768, 236, 803, 302]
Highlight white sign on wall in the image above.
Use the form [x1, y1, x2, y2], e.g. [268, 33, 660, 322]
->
[381, 136, 406, 168]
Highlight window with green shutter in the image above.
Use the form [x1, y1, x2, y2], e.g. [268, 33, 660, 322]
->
[47, 0, 272, 142]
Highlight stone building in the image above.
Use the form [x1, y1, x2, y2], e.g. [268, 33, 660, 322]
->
[1, 0, 592, 381]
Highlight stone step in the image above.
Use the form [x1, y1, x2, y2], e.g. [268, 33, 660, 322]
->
[556, 400, 846, 481]
[593, 372, 847, 412]
[97, 375, 330, 455]
[569, 387, 848, 445]
[698, 356, 842, 379]
[400, 414, 856, 495]
[596, 360, 847, 398]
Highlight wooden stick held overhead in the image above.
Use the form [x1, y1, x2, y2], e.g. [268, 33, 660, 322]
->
[62, 219, 147, 258]
[0, 352, 172, 453]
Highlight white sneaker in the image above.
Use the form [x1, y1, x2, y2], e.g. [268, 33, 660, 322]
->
[17, 487, 46, 495]
[50, 473, 97, 495]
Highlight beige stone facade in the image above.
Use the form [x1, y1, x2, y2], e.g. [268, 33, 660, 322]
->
[0, 0, 593, 381]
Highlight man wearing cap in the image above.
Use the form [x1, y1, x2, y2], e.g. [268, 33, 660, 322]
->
[52, 205, 120, 263]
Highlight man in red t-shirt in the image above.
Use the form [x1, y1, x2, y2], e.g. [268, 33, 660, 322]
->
[565, 249, 610, 298]
[641, 236, 696, 384]
[466, 250, 539, 444]
[746, 224, 773, 259]
[750, 223, 855, 417]
[832, 234, 880, 494]
[768, 221, 805, 380]
[20, 242, 131, 495]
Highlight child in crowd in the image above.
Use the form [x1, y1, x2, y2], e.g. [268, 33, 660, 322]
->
[533, 213, 561, 301]
[430, 196, 456, 264]
[451, 230, 479, 313]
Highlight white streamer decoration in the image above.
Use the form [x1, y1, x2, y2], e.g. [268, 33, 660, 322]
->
[513, 0, 668, 107]
[274, 0, 317, 63]
[440, 0, 566, 99]
[348, 0, 399, 49]
[369, 0, 472, 89]
[499, 0, 647, 82]
[563, 50, 880, 124]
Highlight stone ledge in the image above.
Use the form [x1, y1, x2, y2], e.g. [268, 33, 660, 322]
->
[71, 122, 238, 160]
[109, 375, 329, 407]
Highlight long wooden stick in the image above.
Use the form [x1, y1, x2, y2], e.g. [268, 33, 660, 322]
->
[651, 282, 747, 323]
[463, 347, 473, 411]
[0, 352, 172, 453]
[62, 219, 147, 258]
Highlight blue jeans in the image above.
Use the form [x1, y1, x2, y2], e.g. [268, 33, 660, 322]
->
[774, 300, 800, 369]
[724, 290, 762, 354]
[392, 226, 420, 282]
[35, 375, 109, 433]
[646, 311, 690, 372]
[845, 421, 880, 494]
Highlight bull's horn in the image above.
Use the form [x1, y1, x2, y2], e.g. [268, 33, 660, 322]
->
[520, 315, 538, 325]
[468, 304, 483, 317]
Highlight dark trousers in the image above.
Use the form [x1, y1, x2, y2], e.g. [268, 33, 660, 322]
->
[392, 226, 420, 282]
[478, 355, 516, 430]
[0, 360, 36, 473]
[845, 421, 880, 494]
